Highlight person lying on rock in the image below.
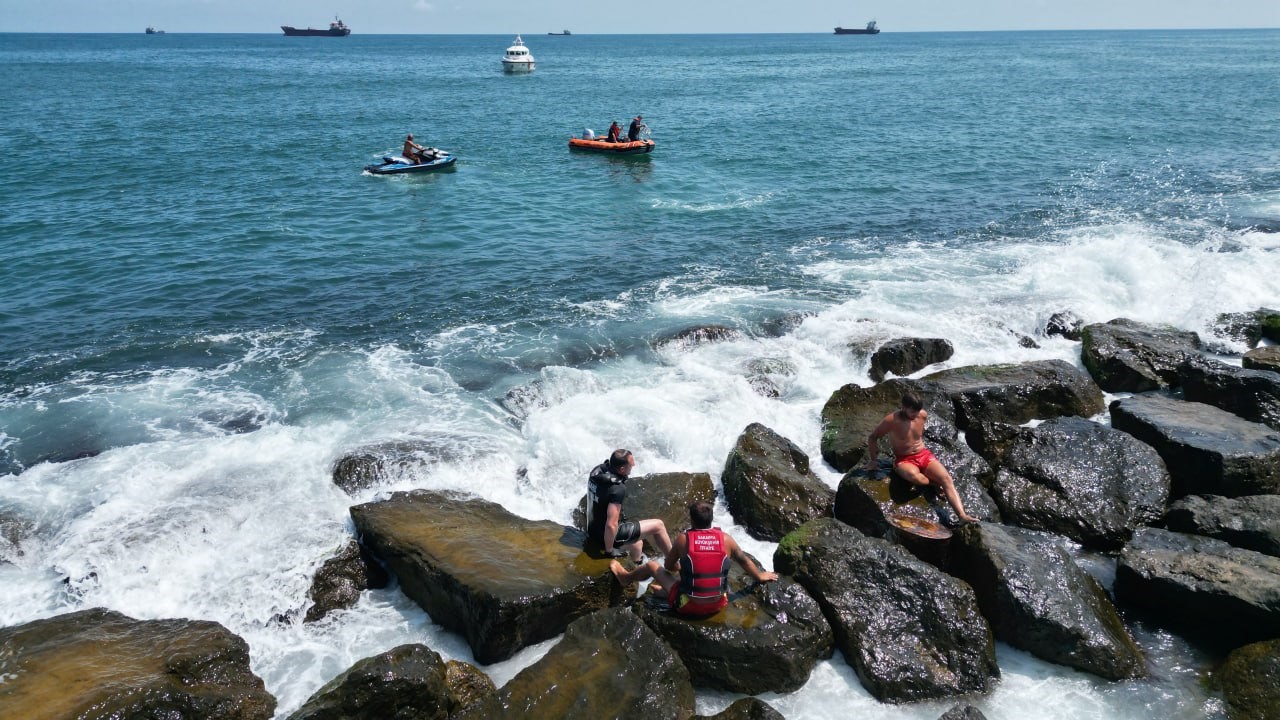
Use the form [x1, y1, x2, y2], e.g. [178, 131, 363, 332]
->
[866, 391, 980, 526]
[587, 448, 674, 562]
[610, 501, 778, 617]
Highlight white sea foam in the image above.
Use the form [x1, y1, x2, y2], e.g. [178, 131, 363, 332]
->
[651, 191, 776, 213]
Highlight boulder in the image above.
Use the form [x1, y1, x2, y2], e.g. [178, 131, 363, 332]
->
[332, 437, 470, 495]
[304, 540, 391, 623]
[1045, 311, 1085, 341]
[1212, 308, 1280, 348]
[473, 608, 695, 720]
[833, 466, 999, 541]
[350, 490, 619, 664]
[1163, 494, 1280, 558]
[868, 337, 955, 383]
[950, 524, 1145, 680]
[286, 644, 491, 720]
[745, 357, 797, 398]
[1080, 318, 1202, 392]
[1179, 356, 1280, 431]
[774, 518, 998, 703]
[0, 608, 275, 720]
[1115, 528, 1280, 647]
[574, 472, 716, 547]
[1244, 346, 1280, 373]
[923, 360, 1105, 430]
[721, 423, 834, 541]
[820, 378, 958, 472]
[939, 706, 989, 720]
[964, 417, 1169, 550]
[693, 697, 786, 720]
[0, 509, 33, 564]
[1217, 638, 1280, 720]
[653, 324, 743, 351]
[632, 571, 832, 694]
[1109, 394, 1280, 498]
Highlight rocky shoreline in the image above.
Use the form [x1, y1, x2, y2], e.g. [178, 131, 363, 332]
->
[3, 310, 1280, 719]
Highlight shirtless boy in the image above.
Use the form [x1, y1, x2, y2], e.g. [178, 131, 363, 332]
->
[866, 391, 979, 525]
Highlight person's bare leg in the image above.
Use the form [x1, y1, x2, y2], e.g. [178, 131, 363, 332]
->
[637, 518, 673, 557]
[894, 462, 931, 488]
[610, 559, 656, 584]
[924, 461, 979, 523]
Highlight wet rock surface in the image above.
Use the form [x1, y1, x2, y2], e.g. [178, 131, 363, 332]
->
[834, 466, 998, 541]
[1080, 318, 1203, 392]
[693, 697, 786, 720]
[574, 471, 716, 546]
[722, 423, 834, 541]
[304, 539, 391, 623]
[287, 643, 488, 720]
[1109, 394, 1280, 498]
[632, 572, 833, 694]
[1164, 494, 1280, 557]
[1045, 310, 1085, 341]
[350, 490, 618, 664]
[774, 518, 998, 703]
[1217, 638, 1280, 720]
[0, 608, 275, 720]
[965, 417, 1169, 550]
[869, 337, 955, 383]
[950, 524, 1145, 680]
[923, 360, 1105, 430]
[1179, 356, 1280, 431]
[1244, 346, 1280, 373]
[653, 324, 743, 350]
[469, 607, 695, 720]
[745, 357, 797, 398]
[938, 705, 989, 720]
[1212, 308, 1280, 348]
[820, 378, 957, 472]
[1116, 527, 1280, 647]
[0, 509, 34, 564]
[332, 437, 472, 495]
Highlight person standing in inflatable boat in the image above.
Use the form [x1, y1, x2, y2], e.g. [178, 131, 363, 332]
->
[610, 501, 778, 617]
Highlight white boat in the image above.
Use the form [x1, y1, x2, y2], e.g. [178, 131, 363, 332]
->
[502, 35, 535, 72]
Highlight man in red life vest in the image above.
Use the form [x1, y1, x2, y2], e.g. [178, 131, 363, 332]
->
[610, 501, 778, 617]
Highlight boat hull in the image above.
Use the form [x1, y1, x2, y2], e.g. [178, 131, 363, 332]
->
[834, 27, 880, 34]
[568, 138, 654, 155]
[282, 26, 351, 36]
[502, 60, 535, 72]
[364, 155, 457, 175]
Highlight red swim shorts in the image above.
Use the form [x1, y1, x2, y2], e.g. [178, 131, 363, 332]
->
[895, 448, 937, 472]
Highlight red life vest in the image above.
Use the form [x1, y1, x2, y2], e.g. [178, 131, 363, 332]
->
[675, 528, 731, 616]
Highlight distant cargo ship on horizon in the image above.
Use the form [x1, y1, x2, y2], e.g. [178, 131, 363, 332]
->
[835, 20, 880, 35]
[282, 17, 350, 37]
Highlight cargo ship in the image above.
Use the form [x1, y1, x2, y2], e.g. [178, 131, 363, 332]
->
[834, 20, 879, 34]
[281, 17, 351, 36]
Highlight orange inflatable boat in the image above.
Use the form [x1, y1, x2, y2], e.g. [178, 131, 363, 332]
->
[568, 137, 655, 154]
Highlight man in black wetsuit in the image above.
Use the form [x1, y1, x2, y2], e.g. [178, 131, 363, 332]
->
[586, 449, 673, 562]
[627, 115, 645, 141]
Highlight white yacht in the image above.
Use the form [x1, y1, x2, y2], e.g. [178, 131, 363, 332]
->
[502, 35, 535, 72]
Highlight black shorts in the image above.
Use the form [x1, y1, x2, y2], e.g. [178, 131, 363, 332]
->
[612, 521, 641, 547]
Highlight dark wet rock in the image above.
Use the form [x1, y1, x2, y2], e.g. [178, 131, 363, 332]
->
[1179, 356, 1280, 431]
[965, 417, 1169, 550]
[938, 705, 989, 720]
[1109, 394, 1280, 498]
[0, 607, 275, 720]
[995, 322, 1040, 349]
[443, 660, 497, 717]
[1213, 308, 1280, 348]
[1217, 638, 1280, 720]
[0, 509, 34, 563]
[1244, 346, 1280, 373]
[472, 608, 695, 720]
[868, 337, 955, 383]
[653, 324, 743, 351]
[745, 357, 797, 398]
[755, 311, 812, 338]
[574, 472, 715, 548]
[721, 423, 835, 541]
[820, 378, 958, 472]
[286, 643, 489, 720]
[1115, 528, 1280, 647]
[332, 437, 472, 495]
[693, 697, 786, 720]
[1164, 494, 1280, 558]
[1080, 318, 1203, 392]
[303, 540, 390, 623]
[774, 518, 998, 703]
[834, 465, 999, 542]
[923, 360, 1105, 431]
[633, 571, 832, 694]
[950, 524, 1145, 680]
[350, 490, 619, 664]
[1045, 311, 1085, 341]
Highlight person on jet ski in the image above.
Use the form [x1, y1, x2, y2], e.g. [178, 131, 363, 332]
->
[403, 133, 430, 164]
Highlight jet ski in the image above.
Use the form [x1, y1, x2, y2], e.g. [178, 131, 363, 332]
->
[364, 149, 457, 175]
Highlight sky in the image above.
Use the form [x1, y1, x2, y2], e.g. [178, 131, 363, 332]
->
[1, 0, 1277, 34]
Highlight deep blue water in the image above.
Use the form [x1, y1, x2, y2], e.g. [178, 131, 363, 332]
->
[2, 30, 1279, 718]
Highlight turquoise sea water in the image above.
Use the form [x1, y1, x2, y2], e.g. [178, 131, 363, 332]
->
[2, 30, 1280, 718]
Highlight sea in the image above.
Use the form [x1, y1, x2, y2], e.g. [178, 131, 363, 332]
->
[2, 30, 1279, 719]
